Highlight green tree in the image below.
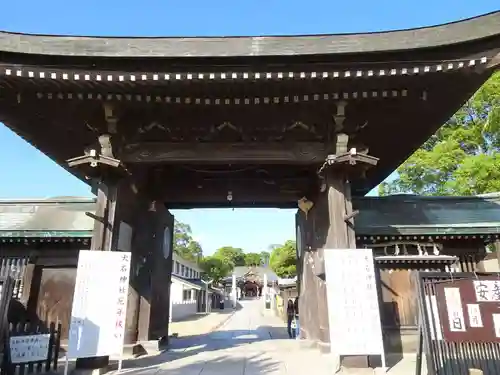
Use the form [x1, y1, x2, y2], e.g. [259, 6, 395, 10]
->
[379, 72, 500, 196]
[199, 255, 232, 284]
[269, 240, 297, 278]
[213, 246, 246, 267]
[173, 220, 203, 262]
[244, 252, 262, 266]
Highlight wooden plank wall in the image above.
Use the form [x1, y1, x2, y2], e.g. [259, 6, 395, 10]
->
[378, 268, 418, 329]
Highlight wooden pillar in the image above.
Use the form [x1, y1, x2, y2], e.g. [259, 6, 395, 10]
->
[298, 132, 378, 366]
[75, 179, 175, 371]
[297, 202, 324, 346]
[107, 186, 174, 343]
[75, 182, 120, 371]
[324, 169, 369, 368]
[135, 202, 174, 341]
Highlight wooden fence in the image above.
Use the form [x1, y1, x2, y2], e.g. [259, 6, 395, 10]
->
[0, 258, 28, 301]
[1, 322, 61, 375]
[416, 272, 500, 375]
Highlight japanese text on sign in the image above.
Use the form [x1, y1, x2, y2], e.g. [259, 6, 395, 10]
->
[9, 334, 50, 364]
[443, 287, 466, 332]
[68, 250, 131, 359]
[467, 304, 484, 328]
[473, 280, 500, 302]
[324, 248, 384, 356]
[114, 253, 130, 341]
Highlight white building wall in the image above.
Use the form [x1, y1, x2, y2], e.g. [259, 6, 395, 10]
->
[172, 253, 202, 279]
[170, 279, 198, 321]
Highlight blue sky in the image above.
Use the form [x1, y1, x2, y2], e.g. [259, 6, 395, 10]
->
[0, 1, 498, 255]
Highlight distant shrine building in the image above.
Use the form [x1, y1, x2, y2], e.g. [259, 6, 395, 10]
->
[0, 11, 500, 365]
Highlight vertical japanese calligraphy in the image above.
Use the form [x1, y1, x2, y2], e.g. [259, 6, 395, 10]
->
[443, 288, 466, 332]
[467, 304, 484, 328]
[324, 248, 384, 356]
[67, 250, 132, 359]
[473, 280, 500, 302]
[114, 253, 131, 342]
[435, 277, 500, 343]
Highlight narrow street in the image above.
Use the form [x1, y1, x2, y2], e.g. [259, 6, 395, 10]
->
[116, 298, 337, 375]
[113, 299, 420, 374]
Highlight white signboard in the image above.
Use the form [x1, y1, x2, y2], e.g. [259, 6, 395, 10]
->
[9, 334, 51, 364]
[467, 304, 483, 328]
[324, 248, 384, 356]
[443, 287, 466, 332]
[67, 250, 131, 359]
[473, 280, 500, 302]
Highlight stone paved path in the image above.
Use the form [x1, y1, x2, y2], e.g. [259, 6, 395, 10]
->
[168, 307, 235, 337]
[110, 299, 419, 375]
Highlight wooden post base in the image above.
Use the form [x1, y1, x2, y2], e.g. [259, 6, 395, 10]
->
[341, 356, 370, 368]
[75, 356, 110, 371]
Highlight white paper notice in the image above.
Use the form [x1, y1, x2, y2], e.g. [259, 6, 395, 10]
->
[9, 334, 51, 364]
[324, 248, 384, 356]
[473, 280, 500, 302]
[493, 314, 500, 338]
[467, 304, 483, 328]
[67, 250, 131, 359]
[444, 288, 466, 332]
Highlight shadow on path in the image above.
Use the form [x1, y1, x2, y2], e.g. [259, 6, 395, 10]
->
[106, 324, 291, 373]
[109, 353, 281, 375]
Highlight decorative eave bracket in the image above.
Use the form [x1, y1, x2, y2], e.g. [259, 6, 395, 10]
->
[325, 149, 379, 168]
[66, 149, 129, 181]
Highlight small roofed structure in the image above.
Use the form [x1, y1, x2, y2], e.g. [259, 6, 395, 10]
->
[222, 266, 279, 297]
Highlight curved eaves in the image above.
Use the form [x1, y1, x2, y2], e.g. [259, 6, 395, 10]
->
[0, 11, 499, 57]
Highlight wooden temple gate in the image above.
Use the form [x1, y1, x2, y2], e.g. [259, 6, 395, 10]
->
[0, 11, 499, 371]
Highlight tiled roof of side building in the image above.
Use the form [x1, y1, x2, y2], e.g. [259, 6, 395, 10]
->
[0, 196, 95, 237]
[2, 194, 500, 238]
[353, 194, 500, 235]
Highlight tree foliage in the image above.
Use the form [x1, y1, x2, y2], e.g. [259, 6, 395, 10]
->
[269, 240, 297, 278]
[379, 72, 500, 196]
[171, 218, 300, 283]
[244, 252, 262, 266]
[173, 220, 203, 262]
[213, 246, 246, 267]
[199, 255, 232, 284]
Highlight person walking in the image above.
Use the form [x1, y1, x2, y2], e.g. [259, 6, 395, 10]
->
[286, 299, 295, 338]
[293, 297, 300, 339]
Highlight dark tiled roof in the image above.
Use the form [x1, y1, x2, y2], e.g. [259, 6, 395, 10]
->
[179, 277, 205, 288]
[353, 194, 500, 235]
[171, 275, 203, 290]
[0, 197, 95, 238]
[0, 12, 499, 57]
[227, 266, 279, 282]
[173, 276, 220, 294]
[2, 194, 500, 238]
